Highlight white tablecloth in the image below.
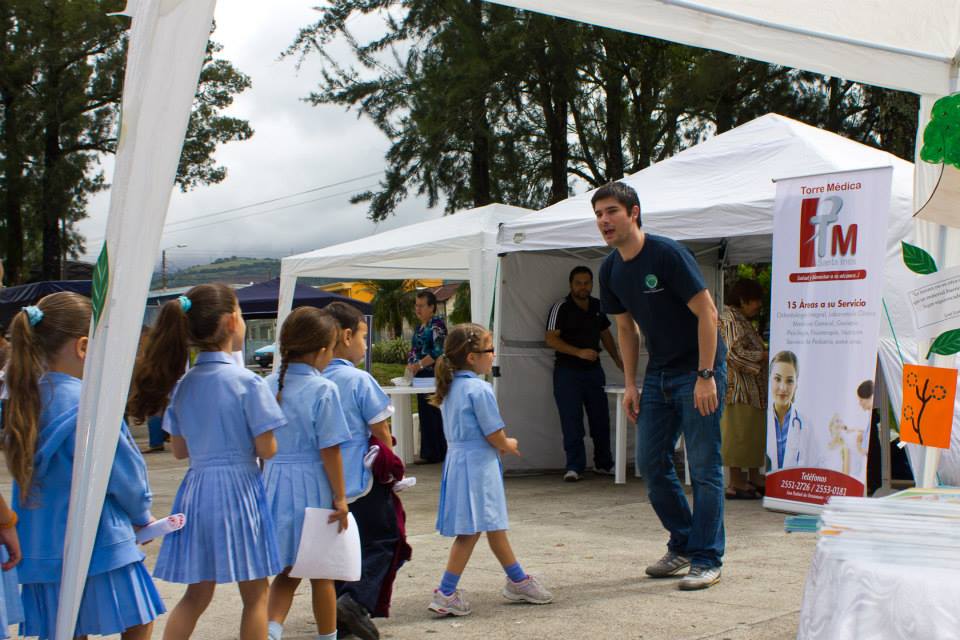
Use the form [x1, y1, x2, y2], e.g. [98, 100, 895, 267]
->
[798, 544, 960, 640]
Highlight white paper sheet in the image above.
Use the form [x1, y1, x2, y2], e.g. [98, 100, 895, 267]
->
[289, 508, 361, 581]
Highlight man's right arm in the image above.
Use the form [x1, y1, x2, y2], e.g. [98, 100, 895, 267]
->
[545, 330, 598, 361]
[614, 313, 641, 421]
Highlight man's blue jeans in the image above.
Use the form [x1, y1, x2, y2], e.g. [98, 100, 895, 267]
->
[553, 364, 613, 473]
[638, 364, 726, 568]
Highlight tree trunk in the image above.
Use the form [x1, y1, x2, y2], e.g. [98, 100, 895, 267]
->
[600, 33, 624, 182]
[41, 109, 63, 280]
[470, 104, 493, 207]
[1, 90, 24, 284]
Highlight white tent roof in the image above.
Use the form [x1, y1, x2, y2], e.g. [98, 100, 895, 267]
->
[283, 203, 530, 280]
[487, 0, 960, 96]
[499, 114, 914, 265]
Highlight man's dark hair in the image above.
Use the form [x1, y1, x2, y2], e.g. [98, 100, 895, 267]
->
[416, 290, 437, 311]
[591, 182, 642, 227]
[857, 379, 874, 400]
[569, 266, 593, 284]
[725, 278, 765, 307]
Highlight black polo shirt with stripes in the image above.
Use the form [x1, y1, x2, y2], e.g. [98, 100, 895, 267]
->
[546, 294, 611, 370]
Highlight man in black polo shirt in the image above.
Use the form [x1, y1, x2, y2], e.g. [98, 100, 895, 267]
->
[546, 265, 623, 482]
[595, 181, 727, 591]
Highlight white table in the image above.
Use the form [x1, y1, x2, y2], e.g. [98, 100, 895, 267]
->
[604, 385, 642, 485]
[383, 384, 436, 465]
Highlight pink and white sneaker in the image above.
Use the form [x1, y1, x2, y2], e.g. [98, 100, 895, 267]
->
[428, 588, 472, 616]
[502, 574, 553, 604]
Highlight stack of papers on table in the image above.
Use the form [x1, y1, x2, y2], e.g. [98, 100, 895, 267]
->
[411, 377, 434, 388]
[815, 490, 960, 570]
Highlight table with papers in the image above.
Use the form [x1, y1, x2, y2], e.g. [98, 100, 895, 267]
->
[382, 382, 435, 465]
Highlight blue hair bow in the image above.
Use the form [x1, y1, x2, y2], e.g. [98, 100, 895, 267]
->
[22, 305, 44, 327]
[177, 295, 192, 312]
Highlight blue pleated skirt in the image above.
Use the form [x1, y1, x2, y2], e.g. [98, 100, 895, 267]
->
[436, 442, 509, 537]
[263, 458, 334, 568]
[20, 560, 163, 639]
[154, 462, 282, 584]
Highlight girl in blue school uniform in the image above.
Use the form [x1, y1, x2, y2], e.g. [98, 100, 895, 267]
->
[4, 292, 163, 639]
[321, 302, 397, 640]
[427, 323, 553, 617]
[263, 307, 350, 640]
[128, 283, 287, 640]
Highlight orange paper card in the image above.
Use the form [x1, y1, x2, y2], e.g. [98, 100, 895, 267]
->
[900, 364, 957, 449]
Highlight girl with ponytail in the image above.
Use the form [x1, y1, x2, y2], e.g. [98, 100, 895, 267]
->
[427, 324, 553, 618]
[5, 292, 162, 639]
[129, 283, 287, 640]
[262, 307, 350, 640]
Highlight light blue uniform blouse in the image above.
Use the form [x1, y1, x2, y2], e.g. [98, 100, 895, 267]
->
[441, 371, 505, 441]
[265, 363, 351, 458]
[14, 372, 153, 583]
[163, 351, 287, 464]
[321, 358, 392, 498]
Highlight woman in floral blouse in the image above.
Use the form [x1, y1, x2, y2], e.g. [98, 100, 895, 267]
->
[407, 290, 448, 462]
[719, 279, 768, 499]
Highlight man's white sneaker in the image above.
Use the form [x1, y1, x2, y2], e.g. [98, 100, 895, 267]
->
[678, 565, 721, 590]
[428, 588, 472, 616]
[594, 467, 615, 476]
[502, 575, 553, 604]
[645, 551, 691, 578]
[563, 470, 580, 482]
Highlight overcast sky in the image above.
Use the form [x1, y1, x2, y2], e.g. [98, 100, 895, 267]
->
[77, 1, 445, 272]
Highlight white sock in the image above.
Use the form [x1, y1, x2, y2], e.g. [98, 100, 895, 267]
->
[316, 632, 337, 640]
[267, 621, 284, 640]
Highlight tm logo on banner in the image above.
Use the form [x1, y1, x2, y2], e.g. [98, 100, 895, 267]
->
[799, 196, 858, 267]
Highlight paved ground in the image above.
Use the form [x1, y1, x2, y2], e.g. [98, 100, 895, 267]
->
[2, 434, 817, 640]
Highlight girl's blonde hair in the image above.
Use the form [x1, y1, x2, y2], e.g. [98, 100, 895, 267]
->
[430, 323, 489, 407]
[4, 292, 91, 498]
[128, 283, 238, 422]
[275, 307, 338, 403]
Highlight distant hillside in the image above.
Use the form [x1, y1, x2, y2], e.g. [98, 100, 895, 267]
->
[152, 257, 341, 289]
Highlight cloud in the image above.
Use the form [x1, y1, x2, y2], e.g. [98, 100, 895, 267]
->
[77, 0, 445, 269]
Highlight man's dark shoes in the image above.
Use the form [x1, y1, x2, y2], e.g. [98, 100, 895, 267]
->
[337, 594, 379, 640]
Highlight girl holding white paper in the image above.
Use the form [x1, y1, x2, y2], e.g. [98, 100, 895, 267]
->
[263, 307, 350, 640]
[427, 324, 553, 617]
[6, 293, 163, 639]
[129, 284, 287, 640]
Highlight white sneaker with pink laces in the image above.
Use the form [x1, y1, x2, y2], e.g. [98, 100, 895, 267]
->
[502, 574, 553, 604]
[428, 588, 472, 616]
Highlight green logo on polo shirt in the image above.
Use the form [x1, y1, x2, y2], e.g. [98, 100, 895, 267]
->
[645, 274, 658, 289]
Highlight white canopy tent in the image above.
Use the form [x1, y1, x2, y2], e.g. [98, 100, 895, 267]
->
[485, 0, 960, 485]
[492, 114, 932, 473]
[276, 203, 531, 337]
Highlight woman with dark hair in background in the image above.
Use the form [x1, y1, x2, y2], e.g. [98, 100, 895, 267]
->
[407, 290, 448, 463]
[719, 278, 768, 499]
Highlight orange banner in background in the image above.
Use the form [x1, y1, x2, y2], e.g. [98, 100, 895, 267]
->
[900, 364, 958, 449]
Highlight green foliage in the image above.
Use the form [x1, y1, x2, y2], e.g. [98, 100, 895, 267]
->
[288, 1, 919, 223]
[920, 93, 960, 167]
[927, 329, 960, 359]
[362, 279, 418, 338]
[0, 4, 252, 283]
[902, 241, 938, 275]
[448, 281, 472, 325]
[152, 257, 280, 289]
[91, 243, 109, 329]
[371, 337, 411, 364]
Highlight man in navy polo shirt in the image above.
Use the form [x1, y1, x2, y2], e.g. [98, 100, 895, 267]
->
[595, 181, 727, 591]
[546, 266, 623, 482]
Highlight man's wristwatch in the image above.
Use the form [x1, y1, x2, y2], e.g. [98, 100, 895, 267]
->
[697, 368, 715, 379]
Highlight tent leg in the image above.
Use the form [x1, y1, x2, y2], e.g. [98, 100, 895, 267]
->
[876, 363, 894, 497]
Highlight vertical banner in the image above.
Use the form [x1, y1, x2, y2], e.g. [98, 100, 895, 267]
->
[763, 167, 893, 514]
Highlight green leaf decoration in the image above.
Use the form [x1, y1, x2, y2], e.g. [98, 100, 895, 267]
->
[91, 243, 109, 331]
[920, 93, 960, 168]
[927, 329, 960, 359]
[902, 241, 938, 275]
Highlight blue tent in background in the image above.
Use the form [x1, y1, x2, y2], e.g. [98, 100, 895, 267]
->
[0, 280, 92, 330]
[234, 277, 371, 319]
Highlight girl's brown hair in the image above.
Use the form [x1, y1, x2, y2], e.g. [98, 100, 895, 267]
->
[127, 283, 238, 422]
[430, 323, 489, 407]
[275, 307, 338, 403]
[770, 350, 798, 376]
[4, 292, 91, 498]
